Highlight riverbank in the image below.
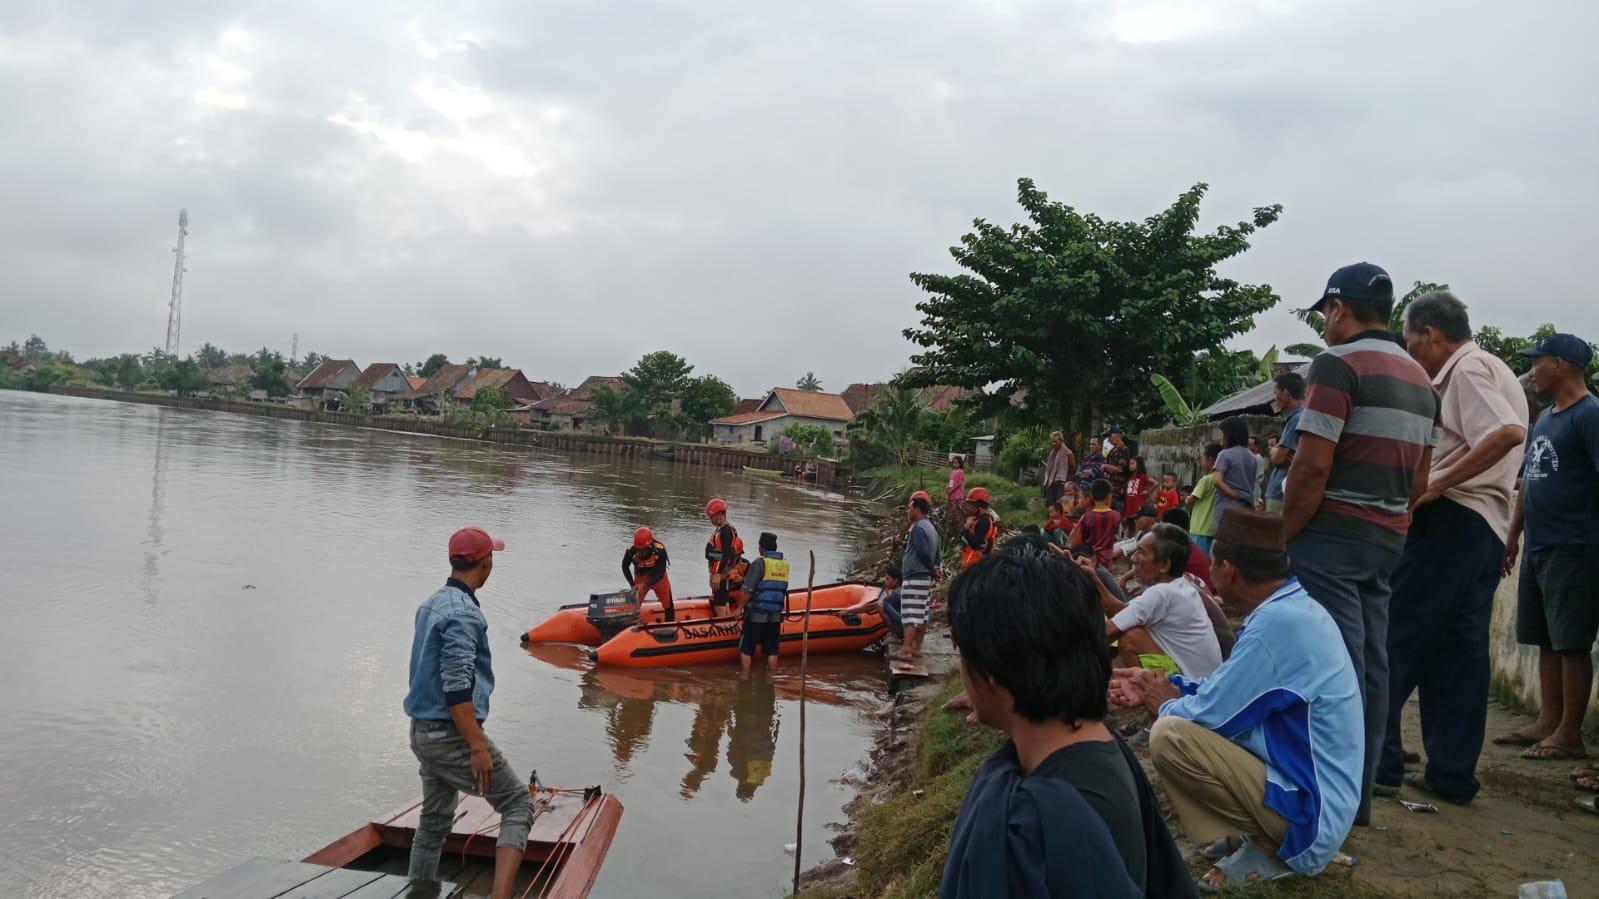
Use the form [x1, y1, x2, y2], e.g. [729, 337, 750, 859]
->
[801, 488, 1599, 898]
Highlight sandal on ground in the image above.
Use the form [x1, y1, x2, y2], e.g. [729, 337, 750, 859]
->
[1404, 772, 1471, 806]
[1575, 775, 1599, 794]
[1577, 794, 1598, 815]
[1199, 835, 1245, 862]
[1198, 843, 1295, 892]
[1492, 730, 1542, 747]
[1521, 742, 1588, 762]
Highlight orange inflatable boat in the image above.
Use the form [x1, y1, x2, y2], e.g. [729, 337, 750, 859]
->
[521, 582, 878, 646]
[592, 602, 888, 668]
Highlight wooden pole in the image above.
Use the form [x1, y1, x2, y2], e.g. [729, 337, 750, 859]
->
[792, 550, 816, 897]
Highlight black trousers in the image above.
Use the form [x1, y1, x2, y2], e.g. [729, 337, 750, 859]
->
[1377, 498, 1504, 802]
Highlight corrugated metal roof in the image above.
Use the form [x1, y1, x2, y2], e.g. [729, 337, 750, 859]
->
[296, 359, 360, 390]
[1198, 362, 1311, 418]
[354, 363, 402, 390]
[710, 411, 787, 425]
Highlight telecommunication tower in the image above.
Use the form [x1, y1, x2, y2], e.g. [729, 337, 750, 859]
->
[291, 332, 299, 362]
[165, 209, 189, 356]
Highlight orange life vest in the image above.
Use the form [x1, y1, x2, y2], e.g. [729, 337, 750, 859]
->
[960, 514, 999, 569]
[705, 524, 748, 587]
[632, 541, 668, 574]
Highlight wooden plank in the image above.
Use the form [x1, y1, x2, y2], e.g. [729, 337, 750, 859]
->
[448, 796, 501, 841]
[171, 858, 331, 898]
[889, 661, 930, 678]
[340, 874, 461, 899]
[541, 796, 624, 899]
[273, 866, 387, 898]
[372, 798, 425, 827]
[525, 793, 595, 846]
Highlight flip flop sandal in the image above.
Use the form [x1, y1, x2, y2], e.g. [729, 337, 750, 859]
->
[1521, 742, 1589, 762]
[1200, 835, 1245, 862]
[1198, 843, 1296, 892]
[1492, 731, 1542, 747]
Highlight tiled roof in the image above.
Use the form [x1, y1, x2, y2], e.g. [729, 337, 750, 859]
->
[841, 382, 967, 414]
[409, 363, 475, 398]
[711, 410, 788, 425]
[840, 383, 876, 414]
[571, 375, 624, 400]
[354, 363, 402, 390]
[406, 376, 427, 391]
[297, 359, 360, 390]
[526, 381, 559, 403]
[767, 387, 853, 421]
[732, 398, 763, 415]
[454, 368, 518, 400]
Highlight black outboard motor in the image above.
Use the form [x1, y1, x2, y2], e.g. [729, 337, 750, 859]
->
[587, 589, 642, 641]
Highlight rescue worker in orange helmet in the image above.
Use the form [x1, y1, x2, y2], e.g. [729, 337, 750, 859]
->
[959, 487, 999, 569]
[622, 526, 674, 622]
[704, 498, 747, 618]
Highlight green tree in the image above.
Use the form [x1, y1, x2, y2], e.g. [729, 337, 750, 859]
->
[622, 351, 695, 410]
[471, 385, 510, 415]
[587, 385, 647, 435]
[418, 354, 450, 378]
[193, 342, 227, 368]
[23, 335, 48, 360]
[160, 358, 209, 395]
[299, 351, 326, 373]
[680, 375, 738, 436]
[1284, 342, 1324, 360]
[251, 355, 292, 398]
[848, 383, 930, 465]
[795, 371, 822, 392]
[475, 356, 503, 369]
[780, 423, 834, 454]
[903, 179, 1282, 438]
[23, 361, 76, 392]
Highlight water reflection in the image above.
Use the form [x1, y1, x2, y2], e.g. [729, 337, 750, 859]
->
[727, 676, 778, 802]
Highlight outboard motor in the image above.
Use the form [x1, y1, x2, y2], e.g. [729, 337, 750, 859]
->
[587, 589, 642, 641]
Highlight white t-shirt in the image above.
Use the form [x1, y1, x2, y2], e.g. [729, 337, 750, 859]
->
[1111, 578, 1222, 679]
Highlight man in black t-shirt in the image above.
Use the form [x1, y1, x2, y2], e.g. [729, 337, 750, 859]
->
[941, 540, 1196, 899]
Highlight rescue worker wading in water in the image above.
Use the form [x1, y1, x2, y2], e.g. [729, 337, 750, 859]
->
[959, 487, 999, 570]
[704, 497, 747, 619]
[622, 527, 673, 622]
[740, 531, 788, 673]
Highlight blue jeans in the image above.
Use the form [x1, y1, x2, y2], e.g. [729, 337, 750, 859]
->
[1289, 530, 1400, 824]
[883, 591, 903, 640]
[407, 719, 534, 881]
[1377, 499, 1502, 802]
[1191, 534, 1212, 555]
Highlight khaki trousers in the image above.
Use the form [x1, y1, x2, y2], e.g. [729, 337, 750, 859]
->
[1150, 716, 1289, 846]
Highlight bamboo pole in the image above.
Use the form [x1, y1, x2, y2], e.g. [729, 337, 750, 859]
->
[792, 550, 816, 896]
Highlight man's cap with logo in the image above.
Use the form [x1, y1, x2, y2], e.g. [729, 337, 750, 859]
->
[1517, 332, 1594, 368]
[1214, 508, 1286, 553]
[448, 526, 505, 562]
[1308, 262, 1394, 314]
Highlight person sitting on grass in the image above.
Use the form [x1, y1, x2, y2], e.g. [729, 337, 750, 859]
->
[1084, 523, 1222, 680]
[1109, 508, 1361, 891]
[941, 547, 1196, 899]
[1044, 502, 1073, 546]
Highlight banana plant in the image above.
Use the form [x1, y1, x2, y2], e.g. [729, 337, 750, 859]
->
[1258, 346, 1279, 381]
[1150, 373, 1208, 426]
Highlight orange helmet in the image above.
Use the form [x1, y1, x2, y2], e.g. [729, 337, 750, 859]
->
[967, 487, 991, 504]
[705, 498, 728, 519]
[633, 527, 654, 548]
[909, 490, 932, 506]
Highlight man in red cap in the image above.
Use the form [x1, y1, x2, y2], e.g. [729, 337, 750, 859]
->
[622, 527, 674, 621]
[403, 527, 533, 899]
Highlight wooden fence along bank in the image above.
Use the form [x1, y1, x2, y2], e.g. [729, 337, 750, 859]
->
[44, 387, 847, 485]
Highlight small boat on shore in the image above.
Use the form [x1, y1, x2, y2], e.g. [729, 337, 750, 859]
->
[176, 785, 622, 898]
[741, 465, 783, 478]
[521, 582, 877, 646]
[591, 603, 888, 667]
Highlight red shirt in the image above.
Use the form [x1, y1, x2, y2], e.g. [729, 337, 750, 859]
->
[1156, 488, 1180, 516]
[1186, 543, 1213, 590]
[1073, 508, 1122, 568]
[1125, 473, 1153, 506]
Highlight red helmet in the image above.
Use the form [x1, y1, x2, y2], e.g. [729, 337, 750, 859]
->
[705, 498, 728, 519]
[967, 487, 991, 504]
[909, 490, 932, 507]
[633, 527, 654, 548]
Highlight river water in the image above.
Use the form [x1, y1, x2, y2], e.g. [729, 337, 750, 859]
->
[0, 391, 888, 899]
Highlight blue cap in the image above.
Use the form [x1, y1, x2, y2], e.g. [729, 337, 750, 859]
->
[1309, 262, 1394, 313]
[1518, 333, 1593, 367]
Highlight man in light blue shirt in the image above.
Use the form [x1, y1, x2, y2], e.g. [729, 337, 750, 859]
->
[403, 527, 534, 899]
[1265, 372, 1304, 512]
[1111, 508, 1360, 890]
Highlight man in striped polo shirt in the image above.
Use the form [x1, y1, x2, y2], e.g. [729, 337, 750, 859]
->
[1281, 262, 1440, 826]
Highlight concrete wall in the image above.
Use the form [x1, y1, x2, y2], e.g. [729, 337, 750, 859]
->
[1135, 415, 1281, 486]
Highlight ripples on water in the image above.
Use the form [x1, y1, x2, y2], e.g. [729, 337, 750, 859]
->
[0, 392, 889, 898]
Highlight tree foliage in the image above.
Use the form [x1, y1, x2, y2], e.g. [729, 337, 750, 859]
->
[160, 358, 209, 395]
[471, 385, 510, 414]
[193, 342, 227, 368]
[475, 356, 503, 369]
[680, 375, 738, 431]
[299, 351, 326, 373]
[902, 179, 1282, 438]
[795, 371, 822, 392]
[251, 350, 293, 398]
[586, 385, 645, 435]
[622, 351, 694, 410]
[848, 383, 930, 465]
[419, 354, 450, 378]
[23, 335, 48, 360]
[779, 423, 834, 455]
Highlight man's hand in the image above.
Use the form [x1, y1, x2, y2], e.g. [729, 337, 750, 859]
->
[1109, 666, 1180, 717]
[1410, 486, 1442, 512]
[470, 745, 495, 795]
[1504, 537, 1520, 578]
[933, 565, 945, 581]
[1074, 554, 1097, 576]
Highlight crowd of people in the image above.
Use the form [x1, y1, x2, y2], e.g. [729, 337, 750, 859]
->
[383, 263, 1595, 899]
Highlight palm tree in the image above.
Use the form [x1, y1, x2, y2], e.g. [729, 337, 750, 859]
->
[853, 384, 927, 464]
[795, 371, 822, 392]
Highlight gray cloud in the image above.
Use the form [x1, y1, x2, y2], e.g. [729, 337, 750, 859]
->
[2, 0, 1595, 396]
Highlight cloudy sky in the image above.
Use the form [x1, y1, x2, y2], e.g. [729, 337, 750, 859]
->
[2, 0, 1594, 397]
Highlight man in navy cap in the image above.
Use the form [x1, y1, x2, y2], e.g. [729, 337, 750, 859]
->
[1280, 262, 1440, 825]
[1497, 332, 1599, 763]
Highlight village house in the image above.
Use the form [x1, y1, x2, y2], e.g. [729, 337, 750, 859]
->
[839, 381, 971, 415]
[406, 363, 478, 414]
[453, 368, 550, 407]
[206, 362, 254, 395]
[296, 359, 362, 410]
[524, 375, 623, 432]
[710, 387, 854, 446]
[352, 363, 413, 411]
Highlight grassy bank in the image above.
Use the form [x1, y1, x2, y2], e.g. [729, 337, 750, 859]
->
[861, 465, 1047, 528]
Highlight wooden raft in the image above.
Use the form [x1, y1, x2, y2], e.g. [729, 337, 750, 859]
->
[172, 857, 458, 898]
